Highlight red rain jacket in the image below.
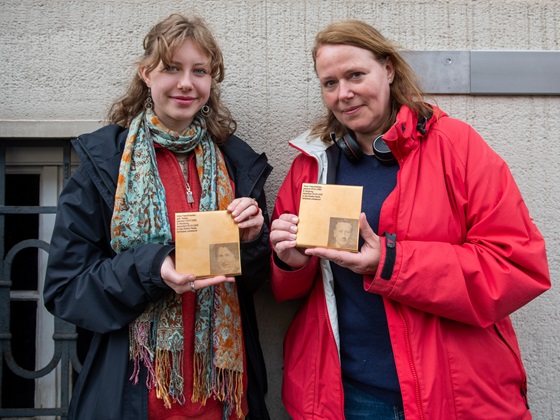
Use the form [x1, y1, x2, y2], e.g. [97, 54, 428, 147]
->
[271, 105, 550, 419]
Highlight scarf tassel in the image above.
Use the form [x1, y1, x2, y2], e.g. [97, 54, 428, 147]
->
[155, 347, 185, 408]
[129, 320, 185, 409]
[193, 354, 244, 419]
[129, 321, 157, 389]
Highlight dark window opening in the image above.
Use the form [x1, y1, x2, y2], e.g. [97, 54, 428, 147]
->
[2, 174, 40, 408]
[3, 301, 37, 408]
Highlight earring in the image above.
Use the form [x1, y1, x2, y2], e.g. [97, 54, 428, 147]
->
[144, 89, 153, 110]
[200, 104, 212, 117]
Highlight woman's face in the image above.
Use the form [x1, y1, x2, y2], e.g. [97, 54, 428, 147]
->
[141, 39, 212, 133]
[315, 44, 394, 153]
[217, 246, 237, 272]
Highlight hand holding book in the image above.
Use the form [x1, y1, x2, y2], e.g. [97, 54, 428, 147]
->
[271, 183, 365, 271]
[296, 183, 363, 251]
[160, 254, 235, 294]
[175, 210, 242, 278]
[175, 197, 263, 278]
[303, 212, 382, 276]
[228, 197, 263, 242]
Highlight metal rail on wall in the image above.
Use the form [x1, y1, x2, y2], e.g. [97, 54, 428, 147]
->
[403, 50, 560, 95]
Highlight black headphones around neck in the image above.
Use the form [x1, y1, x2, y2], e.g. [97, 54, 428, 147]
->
[330, 131, 396, 166]
[330, 114, 430, 165]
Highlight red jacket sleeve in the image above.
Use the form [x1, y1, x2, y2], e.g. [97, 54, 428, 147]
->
[270, 153, 321, 302]
[366, 120, 550, 327]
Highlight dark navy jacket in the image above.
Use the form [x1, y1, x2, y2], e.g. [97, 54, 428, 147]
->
[44, 124, 272, 419]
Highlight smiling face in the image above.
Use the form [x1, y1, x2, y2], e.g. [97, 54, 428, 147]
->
[217, 246, 237, 272]
[315, 44, 394, 154]
[141, 39, 212, 133]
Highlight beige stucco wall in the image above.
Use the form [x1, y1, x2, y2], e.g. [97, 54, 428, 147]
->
[1, 1, 558, 418]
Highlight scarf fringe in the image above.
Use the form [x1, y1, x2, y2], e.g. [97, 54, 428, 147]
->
[129, 317, 185, 409]
[129, 319, 156, 388]
[155, 347, 185, 408]
[192, 352, 212, 405]
[193, 354, 244, 419]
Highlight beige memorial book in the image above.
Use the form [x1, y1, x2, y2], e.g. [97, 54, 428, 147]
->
[175, 210, 241, 277]
[296, 183, 363, 251]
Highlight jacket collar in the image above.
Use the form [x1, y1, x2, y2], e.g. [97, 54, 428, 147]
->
[73, 126, 272, 207]
[289, 130, 332, 184]
[290, 104, 446, 167]
[72, 124, 129, 209]
[383, 104, 446, 161]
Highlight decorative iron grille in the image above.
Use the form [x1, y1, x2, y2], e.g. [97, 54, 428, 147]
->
[0, 139, 80, 419]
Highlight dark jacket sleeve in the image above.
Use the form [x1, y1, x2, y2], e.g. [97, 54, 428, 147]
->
[221, 135, 272, 419]
[238, 194, 271, 295]
[222, 135, 273, 295]
[43, 163, 173, 334]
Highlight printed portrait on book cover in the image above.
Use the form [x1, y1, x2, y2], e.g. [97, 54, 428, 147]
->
[209, 242, 241, 275]
[328, 217, 358, 249]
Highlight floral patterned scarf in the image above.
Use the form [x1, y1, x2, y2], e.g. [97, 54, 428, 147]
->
[110, 108, 244, 418]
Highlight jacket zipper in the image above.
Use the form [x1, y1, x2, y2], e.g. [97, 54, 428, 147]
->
[392, 145, 424, 420]
[398, 306, 424, 420]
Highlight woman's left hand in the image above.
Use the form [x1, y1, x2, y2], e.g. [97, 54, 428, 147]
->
[304, 213, 382, 275]
[228, 197, 263, 242]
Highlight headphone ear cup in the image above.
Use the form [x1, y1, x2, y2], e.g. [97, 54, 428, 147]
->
[373, 135, 397, 165]
[336, 134, 364, 164]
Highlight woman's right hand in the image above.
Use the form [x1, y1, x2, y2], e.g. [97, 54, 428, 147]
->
[160, 255, 235, 294]
[270, 213, 310, 269]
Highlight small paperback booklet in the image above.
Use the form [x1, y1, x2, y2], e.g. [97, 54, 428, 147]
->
[175, 210, 241, 277]
[296, 183, 363, 251]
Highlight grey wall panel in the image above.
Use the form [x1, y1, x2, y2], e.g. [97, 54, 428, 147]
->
[471, 51, 560, 95]
[404, 50, 560, 95]
[403, 51, 471, 94]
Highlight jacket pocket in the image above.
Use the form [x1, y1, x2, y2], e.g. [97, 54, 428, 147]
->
[443, 318, 530, 418]
[493, 318, 529, 408]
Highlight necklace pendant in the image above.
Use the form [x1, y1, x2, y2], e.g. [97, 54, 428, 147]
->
[186, 185, 195, 204]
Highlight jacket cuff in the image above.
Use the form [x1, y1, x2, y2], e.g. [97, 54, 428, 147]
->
[364, 233, 399, 294]
[240, 225, 264, 247]
[380, 233, 396, 280]
[151, 244, 175, 288]
[271, 252, 319, 301]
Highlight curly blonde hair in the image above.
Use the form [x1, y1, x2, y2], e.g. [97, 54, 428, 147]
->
[107, 13, 236, 143]
[310, 20, 432, 144]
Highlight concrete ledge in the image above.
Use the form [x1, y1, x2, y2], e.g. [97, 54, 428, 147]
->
[0, 120, 104, 139]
